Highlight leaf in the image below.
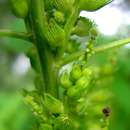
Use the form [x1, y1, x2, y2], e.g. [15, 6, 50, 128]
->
[79, 0, 112, 11]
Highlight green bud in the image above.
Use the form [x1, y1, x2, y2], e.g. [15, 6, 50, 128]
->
[24, 95, 43, 115]
[67, 86, 80, 97]
[44, 93, 64, 114]
[54, 11, 65, 24]
[79, 0, 112, 11]
[46, 19, 65, 47]
[60, 71, 72, 89]
[67, 74, 91, 97]
[10, 0, 29, 18]
[76, 76, 90, 88]
[39, 124, 53, 130]
[82, 68, 92, 77]
[70, 64, 82, 81]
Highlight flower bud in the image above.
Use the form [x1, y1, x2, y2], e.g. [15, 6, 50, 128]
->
[10, 0, 29, 18]
[76, 76, 90, 88]
[54, 11, 65, 24]
[60, 71, 72, 89]
[67, 86, 80, 98]
[82, 68, 92, 77]
[70, 64, 82, 81]
[44, 93, 64, 114]
[46, 19, 65, 47]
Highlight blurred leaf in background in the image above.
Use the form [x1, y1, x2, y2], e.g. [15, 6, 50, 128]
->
[0, 1, 35, 130]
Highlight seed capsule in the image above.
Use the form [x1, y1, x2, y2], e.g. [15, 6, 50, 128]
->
[79, 0, 112, 11]
[10, 0, 29, 18]
[44, 93, 64, 114]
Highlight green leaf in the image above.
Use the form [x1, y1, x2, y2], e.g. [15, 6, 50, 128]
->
[9, 0, 29, 18]
[79, 0, 112, 11]
[72, 17, 94, 37]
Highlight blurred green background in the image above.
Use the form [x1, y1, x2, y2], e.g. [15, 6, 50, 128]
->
[0, 0, 130, 130]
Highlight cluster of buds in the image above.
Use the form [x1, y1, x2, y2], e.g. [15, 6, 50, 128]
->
[60, 63, 93, 98]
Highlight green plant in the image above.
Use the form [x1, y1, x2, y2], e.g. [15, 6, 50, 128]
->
[0, 0, 130, 130]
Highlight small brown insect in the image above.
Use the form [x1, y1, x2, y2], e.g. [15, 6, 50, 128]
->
[102, 107, 111, 117]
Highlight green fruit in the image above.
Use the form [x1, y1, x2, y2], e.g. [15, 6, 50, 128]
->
[70, 64, 82, 81]
[60, 71, 72, 89]
[10, 0, 29, 18]
[39, 124, 52, 130]
[44, 93, 64, 114]
[79, 0, 112, 11]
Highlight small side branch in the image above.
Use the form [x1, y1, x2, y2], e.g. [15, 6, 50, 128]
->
[0, 29, 32, 42]
[94, 38, 130, 53]
[59, 50, 85, 67]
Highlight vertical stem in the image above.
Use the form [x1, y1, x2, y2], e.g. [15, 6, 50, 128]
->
[29, 0, 59, 97]
[36, 38, 58, 97]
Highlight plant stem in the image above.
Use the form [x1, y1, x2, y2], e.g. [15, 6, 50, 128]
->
[64, 2, 80, 38]
[0, 29, 32, 42]
[60, 38, 130, 66]
[59, 50, 85, 66]
[94, 38, 130, 53]
[31, 0, 59, 97]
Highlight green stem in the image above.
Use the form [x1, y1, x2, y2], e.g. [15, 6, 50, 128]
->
[31, 0, 59, 97]
[0, 29, 32, 42]
[64, 2, 80, 38]
[59, 50, 85, 66]
[94, 38, 130, 53]
[60, 38, 130, 66]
